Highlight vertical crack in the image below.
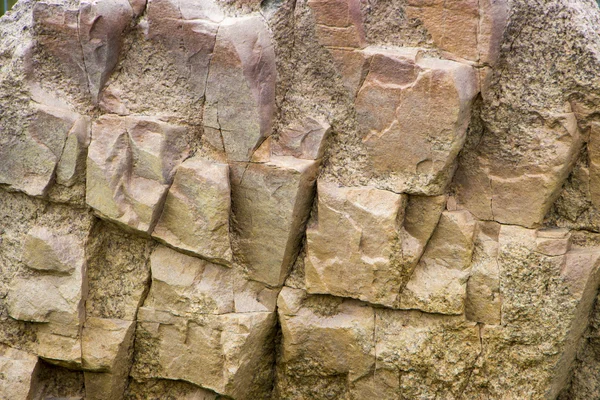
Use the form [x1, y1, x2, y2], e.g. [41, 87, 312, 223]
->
[76, 8, 94, 102]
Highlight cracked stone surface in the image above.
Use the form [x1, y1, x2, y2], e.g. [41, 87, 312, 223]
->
[3, 0, 600, 398]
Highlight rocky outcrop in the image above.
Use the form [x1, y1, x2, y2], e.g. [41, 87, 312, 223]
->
[2, 0, 600, 398]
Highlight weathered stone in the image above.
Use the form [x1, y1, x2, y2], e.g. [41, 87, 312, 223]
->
[82, 318, 136, 400]
[204, 15, 276, 161]
[276, 287, 375, 398]
[85, 220, 153, 321]
[86, 115, 191, 233]
[152, 157, 232, 264]
[78, 0, 134, 103]
[329, 48, 371, 97]
[82, 318, 135, 372]
[55, 116, 91, 187]
[33, 0, 133, 102]
[398, 210, 476, 314]
[465, 221, 502, 325]
[308, 0, 366, 48]
[356, 47, 478, 195]
[144, 245, 235, 316]
[21, 227, 84, 275]
[305, 180, 408, 307]
[0, 345, 40, 400]
[35, 322, 82, 368]
[588, 122, 600, 210]
[463, 226, 600, 398]
[0, 102, 85, 197]
[404, 0, 507, 65]
[276, 287, 481, 398]
[125, 378, 219, 399]
[374, 309, 481, 399]
[271, 116, 331, 160]
[7, 225, 87, 327]
[398, 194, 447, 276]
[231, 157, 318, 286]
[455, 112, 582, 227]
[134, 308, 275, 399]
[146, 0, 220, 98]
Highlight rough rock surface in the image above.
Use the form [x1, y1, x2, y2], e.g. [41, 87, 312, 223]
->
[2, 0, 600, 398]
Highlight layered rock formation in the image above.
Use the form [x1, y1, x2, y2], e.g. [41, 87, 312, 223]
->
[2, 0, 600, 398]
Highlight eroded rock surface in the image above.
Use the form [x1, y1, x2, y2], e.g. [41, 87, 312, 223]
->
[2, 0, 600, 398]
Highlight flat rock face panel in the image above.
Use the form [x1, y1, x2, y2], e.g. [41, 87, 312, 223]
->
[356, 50, 479, 195]
[152, 157, 232, 264]
[305, 181, 407, 307]
[231, 157, 318, 287]
[203, 15, 276, 161]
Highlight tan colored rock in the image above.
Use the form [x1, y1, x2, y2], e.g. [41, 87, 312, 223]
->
[204, 15, 276, 161]
[271, 116, 332, 160]
[82, 318, 136, 400]
[276, 287, 481, 398]
[35, 322, 82, 368]
[356, 48, 478, 195]
[588, 122, 600, 209]
[144, 245, 235, 316]
[33, 0, 133, 102]
[0, 102, 85, 196]
[7, 226, 87, 326]
[231, 156, 318, 286]
[277, 287, 375, 396]
[308, 0, 366, 48]
[398, 194, 447, 275]
[405, 0, 507, 65]
[463, 225, 600, 399]
[21, 227, 84, 274]
[406, 0, 478, 61]
[78, 0, 134, 103]
[134, 308, 276, 399]
[329, 48, 371, 97]
[398, 210, 476, 314]
[146, 0, 220, 98]
[86, 115, 191, 233]
[465, 221, 502, 325]
[0, 345, 40, 400]
[374, 309, 481, 399]
[55, 115, 91, 187]
[456, 112, 582, 228]
[82, 318, 135, 372]
[152, 157, 232, 264]
[305, 180, 408, 307]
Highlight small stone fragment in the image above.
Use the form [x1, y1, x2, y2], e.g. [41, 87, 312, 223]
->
[271, 116, 331, 160]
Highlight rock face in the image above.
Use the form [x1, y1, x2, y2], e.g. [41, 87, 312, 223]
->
[2, 0, 600, 398]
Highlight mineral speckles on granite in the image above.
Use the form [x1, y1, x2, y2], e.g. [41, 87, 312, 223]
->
[3, 0, 600, 398]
